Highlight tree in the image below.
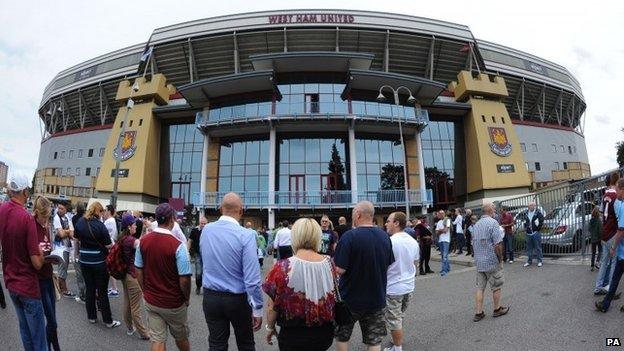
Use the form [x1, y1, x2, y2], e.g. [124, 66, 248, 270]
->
[327, 143, 347, 190]
[380, 164, 405, 190]
[617, 128, 624, 167]
[425, 167, 453, 204]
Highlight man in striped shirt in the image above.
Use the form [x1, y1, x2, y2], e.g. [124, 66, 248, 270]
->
[472, 203, 509, 322]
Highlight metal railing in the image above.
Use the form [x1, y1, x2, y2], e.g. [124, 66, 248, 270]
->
[193, 189, 433, 209]
[495, 167, 624, 257]
[195, 101, 429, 126]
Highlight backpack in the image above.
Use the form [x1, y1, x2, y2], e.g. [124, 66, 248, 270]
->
[106, 242, 127, 280]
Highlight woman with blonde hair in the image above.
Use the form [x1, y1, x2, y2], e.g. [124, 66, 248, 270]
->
[263, 218, 337, 350]
[74, 201, 121, 328]
[117, 213, 150, 339]
[33, 196, 61, 350]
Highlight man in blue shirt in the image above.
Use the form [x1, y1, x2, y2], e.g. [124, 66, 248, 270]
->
[596, 178, 624, 312]
[521, 202, 545, 267]
[200, 192, 263, 350]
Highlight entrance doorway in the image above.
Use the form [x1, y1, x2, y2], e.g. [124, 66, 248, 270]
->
[289, 175, 305, 204]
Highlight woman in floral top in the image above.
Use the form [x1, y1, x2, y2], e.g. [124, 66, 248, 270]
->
[263, 218, 337, 351]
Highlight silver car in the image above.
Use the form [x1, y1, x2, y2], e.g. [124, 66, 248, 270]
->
[540, 201, 595, 252]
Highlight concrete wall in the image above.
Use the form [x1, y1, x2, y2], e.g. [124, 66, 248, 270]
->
[37, 128, 111, 187]
[513, 124, 589, 182]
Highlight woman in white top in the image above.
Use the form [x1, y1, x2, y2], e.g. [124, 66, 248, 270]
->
[263, 218, 337, 351]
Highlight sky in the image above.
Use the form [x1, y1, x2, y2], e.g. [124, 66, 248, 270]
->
[0, 0, 623, 180]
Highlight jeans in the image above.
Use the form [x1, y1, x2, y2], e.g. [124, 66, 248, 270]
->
[601, 259, 624, 310]
[591, 242, 602, 268]
[194, 256, 203, 290]
[595, 237, 618, 292]
[74, 258, 86, 299]
[465, 231, 473, 255]
[419, 244, 432, 273]
[455, 233, 465, 253]
[81, 263, 114, 324]
[40, 278, 60, 351]
[9, 293, 47, 351]
[0, 279, 6, 308]
[503, 234, 514, 261]
[202, 289, 254, 351]
[440, 241, 450, 275]
[525, 233, 543, 263]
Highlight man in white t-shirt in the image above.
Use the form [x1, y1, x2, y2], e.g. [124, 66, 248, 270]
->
[273, 220, 293, 259]
[103, 205, 119, 296]
[453, 208, 465, 255]
[436, 210, 451, 276]
[53, 202, 75, 298]
[384, 211, 420, 351]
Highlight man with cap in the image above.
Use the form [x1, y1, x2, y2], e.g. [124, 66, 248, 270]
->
[0, 175, 46, 350]
[135, 203, 192, 351]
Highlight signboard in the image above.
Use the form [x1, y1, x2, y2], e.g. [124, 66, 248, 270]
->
[268, 13, 355, 24]
[74, 66, 96, 81]
[497, 164, 515, 173]
[524, 60, 547, 76]
[111, 169, 130, 177]
[488, 127, 512, 157]
[112, 130, 138, 161]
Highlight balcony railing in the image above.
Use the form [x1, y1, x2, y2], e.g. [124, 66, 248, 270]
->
[195, 101, 429, 126]
[192, 189, 433, 209]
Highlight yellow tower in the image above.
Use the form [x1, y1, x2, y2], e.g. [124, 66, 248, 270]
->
[95, 74, 175, 211]
[449, 71, 531, 204]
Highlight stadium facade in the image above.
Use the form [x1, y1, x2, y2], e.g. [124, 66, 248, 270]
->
[34, 10, 590, 227]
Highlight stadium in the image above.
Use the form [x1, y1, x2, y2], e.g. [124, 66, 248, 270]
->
[34, 9, 590, 227]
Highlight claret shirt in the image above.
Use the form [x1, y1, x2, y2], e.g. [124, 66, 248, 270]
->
[0, 199, 41, 298]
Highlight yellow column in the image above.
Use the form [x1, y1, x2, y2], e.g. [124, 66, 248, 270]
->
[95, 74, 175, 204]
[449, 71, 530, 195]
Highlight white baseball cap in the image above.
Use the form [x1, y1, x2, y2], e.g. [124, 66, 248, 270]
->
[7, 174, 30, 192]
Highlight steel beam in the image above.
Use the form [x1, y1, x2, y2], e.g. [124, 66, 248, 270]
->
[335, 27, 340, 52]
[233, 32, 240, 74]
[383, 30, 390, 72]
[425, 36, 435, 80]
[188, 38, 198, 82]
[283, 27, 287, 53]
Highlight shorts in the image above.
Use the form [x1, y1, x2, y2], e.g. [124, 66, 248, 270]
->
[145, 302, 189, 343]
[384, 294, 411, 331]
[476, 265, 504, 292]
[335, 309, 386, 346]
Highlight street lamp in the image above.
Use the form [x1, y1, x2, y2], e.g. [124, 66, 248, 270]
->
[110, 81, 139, 209]
[377, 85, 416, 220]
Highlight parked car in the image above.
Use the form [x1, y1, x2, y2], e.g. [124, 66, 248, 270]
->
[540, 201, 595, 252]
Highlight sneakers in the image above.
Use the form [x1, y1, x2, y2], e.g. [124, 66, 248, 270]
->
[537, 262, 543, 267]
[106, 320, 121, 328]
[493, 306, 510, 317]
[508, 260, 514, 264]
[195, 287, 202, 295]
[88, 319, 97, 324]
[594, 289, 608, 296]
[523, 262, 531, 267]
[383, 346, 402, 351]
[75, 297, 86, 304]
[473, 312, 485, 322]
[127, 328, 136, 336]
[63, 291, 76, 298]
[108, 289, 119, 297]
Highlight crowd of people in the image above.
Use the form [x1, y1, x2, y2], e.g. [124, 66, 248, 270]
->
[18, 170, 614, 350]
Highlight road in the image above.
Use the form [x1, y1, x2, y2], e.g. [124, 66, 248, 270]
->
[0, 259, 621, 351]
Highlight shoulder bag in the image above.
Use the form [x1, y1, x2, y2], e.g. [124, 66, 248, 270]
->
[331, 262, 354, 326]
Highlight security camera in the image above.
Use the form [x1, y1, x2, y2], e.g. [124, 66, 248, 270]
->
[132, 82, 140, 92]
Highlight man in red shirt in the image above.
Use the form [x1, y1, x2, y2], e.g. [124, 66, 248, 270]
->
[135, 203, 192, 351]
[499, 209, 515, 263]
[595, 173, 621, 295]
[0, 175, 46, 350]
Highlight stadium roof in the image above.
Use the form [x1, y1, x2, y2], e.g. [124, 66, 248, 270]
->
[38, 9, 586, 137]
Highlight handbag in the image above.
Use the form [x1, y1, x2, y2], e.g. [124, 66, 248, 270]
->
[331, 264, 354, 326]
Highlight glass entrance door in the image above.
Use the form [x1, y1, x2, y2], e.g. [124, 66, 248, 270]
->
[289, 175, 305, 203]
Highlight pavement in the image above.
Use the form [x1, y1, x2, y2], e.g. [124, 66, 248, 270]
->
[431, 248, 592, 267]
[1, 258, 622, 351]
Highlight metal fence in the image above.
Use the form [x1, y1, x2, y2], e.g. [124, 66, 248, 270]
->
[496, 167, 624, 257]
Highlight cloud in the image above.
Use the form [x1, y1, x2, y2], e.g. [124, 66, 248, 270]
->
[594, 115, 611, 125]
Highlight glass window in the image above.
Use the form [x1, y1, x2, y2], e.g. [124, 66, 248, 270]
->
[552, 144, 557, 153]
[559, 145, 565, 153]
[218, 139, 269, 194]
[76, 168, 81, 176]
[535, 162, 541, 171]
[61, 151, 66, 159]
[88, 149, 94, 157]
[531, 143, 538, 152]
[69, 150, 74, 159]
[520, 143, 526, 152]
